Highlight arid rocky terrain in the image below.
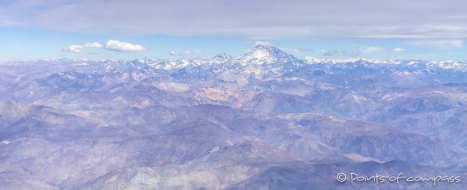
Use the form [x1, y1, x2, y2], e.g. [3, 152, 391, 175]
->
[1, 45, 467, 189]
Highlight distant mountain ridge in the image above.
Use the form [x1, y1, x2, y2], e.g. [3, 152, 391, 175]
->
[2, 45, 465, 71]
[1, 45, 467, 189]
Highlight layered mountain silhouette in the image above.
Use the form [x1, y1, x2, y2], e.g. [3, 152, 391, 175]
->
[1, 46, 467, 189]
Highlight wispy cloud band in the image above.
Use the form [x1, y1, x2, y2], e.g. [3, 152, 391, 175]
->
[407, 40, 463, 48]
[62, 40, 145, 53]
[3, 0, 466, 40]
[170, 49, 200, 56]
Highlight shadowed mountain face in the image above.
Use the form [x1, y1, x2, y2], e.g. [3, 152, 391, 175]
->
[1, 46, 467, 189]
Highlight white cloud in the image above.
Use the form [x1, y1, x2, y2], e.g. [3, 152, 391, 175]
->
[62, 45, 84, 53]
[322, 49, 361, 57]
[3, 1, 466, 39]
[0, 19, 22, 26]
[254, 41, 274, 46]
[322, 49, 345, 56]
[170, 49, 200, 56]
[282, 48, 298, 52]
[84, 42, 103, 48]
[282, 48, 313, 52]
[62, 42, 102, 53]
[407, 40, 463, 48]
[393, 48, 405, 52]
[104, 40, 145, 52]
[183, 49, 199, 54]
[365, 47, 384, 52]
[298, 48, 313, 52]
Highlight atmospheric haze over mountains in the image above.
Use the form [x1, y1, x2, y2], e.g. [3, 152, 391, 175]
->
[1, 45, 467, 189]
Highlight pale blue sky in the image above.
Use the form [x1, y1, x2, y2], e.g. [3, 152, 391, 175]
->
[0, 0, 466, 61]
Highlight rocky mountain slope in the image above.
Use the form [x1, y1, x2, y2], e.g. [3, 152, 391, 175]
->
[1, 45, 467, 189]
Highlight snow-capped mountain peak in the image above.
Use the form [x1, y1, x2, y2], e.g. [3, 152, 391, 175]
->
[236, 45, 300, 65]
[212, 53, 232, 60]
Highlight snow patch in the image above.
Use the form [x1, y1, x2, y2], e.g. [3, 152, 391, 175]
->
[0, 140, 10, 145]
[153, 82, 190, 92]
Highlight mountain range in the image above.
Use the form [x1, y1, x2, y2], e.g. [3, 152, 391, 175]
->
[1, 45, 467, 189]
